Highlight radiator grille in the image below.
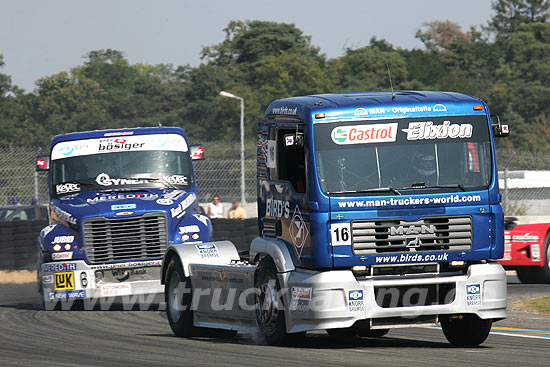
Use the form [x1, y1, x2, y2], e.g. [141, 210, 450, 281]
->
[83, 213, 168, 264]
[352, 216, 472, 255]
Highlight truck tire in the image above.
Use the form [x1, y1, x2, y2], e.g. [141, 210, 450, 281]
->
[255, 258, 305, 346]
[164, 256, 196, 337]
[440, 314, 492, 346]
[516, 234, 550, 284]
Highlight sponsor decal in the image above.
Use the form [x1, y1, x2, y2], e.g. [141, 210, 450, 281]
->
[179, 225, 200, 234]
[191, 145, 204, 159]
[42, 274, 54, 284]
[49, 290, 86, 300]
[501, 125, 509, 134]
[331, 123, 398, 145]
[111, 203, 136, 211]
[163, 190, 186, 201]
[52, 206, 77, 225]
[285, 135, 294, 146]
[95, 173, 150, 187]
[433, 104, 447, 112]
[52, 235, 74, 244]
[43, 263, 77, 272]
[466, 283, 482, 306]
[42, 224, 57, 238]
[512, 233, 539, 242]
[104, 131, 134, 137]
[58, 145, 75, 157]
[266, 140, 276, 168]
[156, 198, 173, 205]
[193, 214, 209, 226]
[100, 283, 132, 297]
[291, 287, 312, 300]
[87, 193, 158, 204]
[54, 271, 74, 290]
[55, 183, 81, 194]
[163, 175, 188, 185]
[170, 193, 197, 218]
[353, 107, 386, 117]
[402, 121, 473, 140]
[90, 260, 162, 270]
[375, 252, 449, 264]
[195, 244, 219, 258]
[52, 252, 73, 260]
[530, 244, 541, 262]
[98, 138, 145, 152]
[36, 157, 48, 169]
[348, 289, 365, 312]
[271, 106, 298, 115]
[266, 199, 290, 218]
[290, 206, 309, 256]
[391, 106, 432, 114]
[115, 211, 134, 216]
[290, 287, 312, 312]
[337, 194, 482, 209]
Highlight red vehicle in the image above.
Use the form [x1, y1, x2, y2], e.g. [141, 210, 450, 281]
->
[501, 217, 550, 283]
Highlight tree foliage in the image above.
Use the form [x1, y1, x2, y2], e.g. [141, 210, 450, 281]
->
[0, 3, 549, 153]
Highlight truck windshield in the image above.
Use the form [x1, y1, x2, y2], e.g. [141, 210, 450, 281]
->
[314, 115, 492, 194]
[50, 133, 193, 196]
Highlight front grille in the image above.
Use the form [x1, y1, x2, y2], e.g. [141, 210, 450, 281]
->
[83, 213, 168, 264]
[352, 216, 472, 255]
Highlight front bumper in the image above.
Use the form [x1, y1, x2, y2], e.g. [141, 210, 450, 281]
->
[40, 259, 164, 304]
[281, 262, 507, 333]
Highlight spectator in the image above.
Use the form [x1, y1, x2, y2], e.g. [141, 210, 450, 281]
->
[228, 198, 247, 219]
[207, 194, 224, 218]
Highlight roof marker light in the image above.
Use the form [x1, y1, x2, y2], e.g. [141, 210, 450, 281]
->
[315, 113, 325, 119]
[473, 105, 484, 111]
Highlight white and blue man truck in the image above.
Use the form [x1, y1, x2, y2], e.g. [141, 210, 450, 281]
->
[162, 91, 509, 346]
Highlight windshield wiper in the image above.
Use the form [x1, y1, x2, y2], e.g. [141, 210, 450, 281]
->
[328, 187, 402, 195]
[404, 182, 466, 192]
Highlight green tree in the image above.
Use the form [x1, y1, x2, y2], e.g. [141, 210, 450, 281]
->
[487, 0, 550, 42]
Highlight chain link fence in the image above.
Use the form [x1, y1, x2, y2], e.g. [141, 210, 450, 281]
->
[0, 142, 258, 206]
[2, 145, 550, 217]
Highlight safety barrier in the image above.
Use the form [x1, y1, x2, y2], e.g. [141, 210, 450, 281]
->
[0, 219, 257, 270]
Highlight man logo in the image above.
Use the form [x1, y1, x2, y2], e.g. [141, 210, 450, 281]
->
[390, 224, 435, 236]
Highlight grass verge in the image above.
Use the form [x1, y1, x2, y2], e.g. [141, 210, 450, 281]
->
[0, 270, 37, 284]
[512, 297, 550, 315]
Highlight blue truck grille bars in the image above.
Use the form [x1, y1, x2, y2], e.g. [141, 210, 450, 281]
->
[83, 213, 168, 264]
[351, 216, 472, 255]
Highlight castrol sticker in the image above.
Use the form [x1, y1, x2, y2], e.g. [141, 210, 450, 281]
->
[331, 123, 398, 145]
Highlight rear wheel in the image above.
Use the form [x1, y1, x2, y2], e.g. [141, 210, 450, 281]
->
[164, 256, 195, 337]
[255, 258, 305, 346]
[440, 314, 492, 346]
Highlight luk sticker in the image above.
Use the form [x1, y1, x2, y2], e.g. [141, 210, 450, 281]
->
[331, 123, 398, 145]
[348, 289, 365, 312]
[54, 271, 75, 291]
[195, 244, 219, 259]
[466, 284, 482, 307]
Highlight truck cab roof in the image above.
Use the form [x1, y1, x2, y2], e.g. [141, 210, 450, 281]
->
[51, 126, 187, 146]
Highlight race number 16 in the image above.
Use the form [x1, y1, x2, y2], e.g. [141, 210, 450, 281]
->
[331, 223, 351, 246]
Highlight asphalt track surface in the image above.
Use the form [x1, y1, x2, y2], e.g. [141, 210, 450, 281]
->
[0, 276, 548, 367]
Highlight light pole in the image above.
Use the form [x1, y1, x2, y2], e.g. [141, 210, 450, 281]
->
[219, 91, 246, 204]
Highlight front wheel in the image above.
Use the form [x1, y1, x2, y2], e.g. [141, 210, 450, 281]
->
[164, 256, 195, 337]
[255, 258, 305, 346]
[440, 314, 492, 346]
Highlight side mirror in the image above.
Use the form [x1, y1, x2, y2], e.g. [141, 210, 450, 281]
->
[283, 133, 304, 148]
[491, 114, 510, 137]
[190, 144, 205, 160]
[36, 155, 50, 171]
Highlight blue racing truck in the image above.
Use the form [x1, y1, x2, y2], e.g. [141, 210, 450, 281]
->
[162, 91, 509, 346]
[36, 127, 210, 309]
